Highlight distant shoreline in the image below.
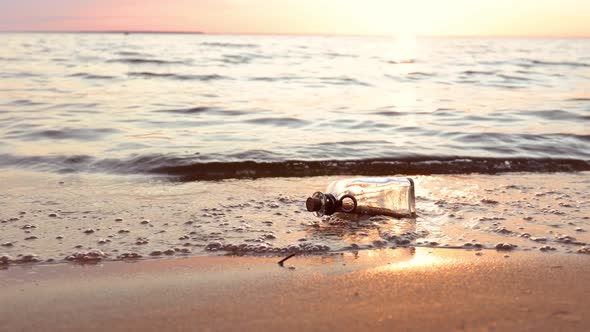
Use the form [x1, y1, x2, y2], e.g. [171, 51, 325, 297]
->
[0, 30, 205, 35]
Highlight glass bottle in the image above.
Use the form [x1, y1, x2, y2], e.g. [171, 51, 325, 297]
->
[306, 177, 416, 218]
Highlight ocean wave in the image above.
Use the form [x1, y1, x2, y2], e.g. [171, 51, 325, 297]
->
[3, 127, 120, 141]
[318, 76, 371, 86]
[201, 42, 259, 48]
[107, 58, 187, 65]
[461, 70, 497, 76]
[521, 109, 590, 121]
[243, 117, 310, 128]
[219, 53, 272, 65]
[530, 59, 590, 68]
[69, 72, 116, 80]
[127, 71, 227, 81]
[0, 154, 588, 180]
[116, 51, 152, 57]
[248, 75, 369, 86]
[497, 74, 531, 81]
[387, 59, 415, 64]
[6, 99, 46, 106]
[154, 106, 249, 116]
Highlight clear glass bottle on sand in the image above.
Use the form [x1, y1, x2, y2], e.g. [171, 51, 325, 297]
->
[306, 177, 416, 218]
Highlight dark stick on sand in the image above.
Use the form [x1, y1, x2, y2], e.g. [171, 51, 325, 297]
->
[278, 253, 296, 266]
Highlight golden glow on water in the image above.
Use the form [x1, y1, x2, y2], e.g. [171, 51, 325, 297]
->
[389, 34, 417, 64]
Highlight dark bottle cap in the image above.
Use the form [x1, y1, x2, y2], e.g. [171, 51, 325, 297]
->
[306, 196, 323, 212]
[305, 192, 339, 216]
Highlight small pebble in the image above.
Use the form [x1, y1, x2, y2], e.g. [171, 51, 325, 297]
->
[19, 254, 41, 263]
[205, 241, 224, 251]
[149, 250, 162, 256]
[495, 243, 515, 251]
[530, 237, 547, 242]
[481, 199, 499, 204]
[0, 255, 12, 264]
[118, 252, 142, 260]
[65, 250, 107, 262]
[135, 238, 149, 245]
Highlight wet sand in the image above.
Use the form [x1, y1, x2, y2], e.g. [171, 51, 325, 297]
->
[1, 170, 589, 263]
[1, 248, 590, 331]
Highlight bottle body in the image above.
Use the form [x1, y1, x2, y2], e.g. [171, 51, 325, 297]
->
[306, 177, 416, 218]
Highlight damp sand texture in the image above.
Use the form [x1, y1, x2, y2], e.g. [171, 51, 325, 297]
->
[2, 249, 590, 332]
[1, 170, 589, 264]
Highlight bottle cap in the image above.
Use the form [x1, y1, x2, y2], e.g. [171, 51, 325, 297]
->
[305, 192, 339, 216]
[306, 196, 322, 212]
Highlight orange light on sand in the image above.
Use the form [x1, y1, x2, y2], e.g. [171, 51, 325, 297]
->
[365, 249, 445, 272]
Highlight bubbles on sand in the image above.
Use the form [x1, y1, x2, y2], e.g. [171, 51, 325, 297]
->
[0, 172, 588, 266]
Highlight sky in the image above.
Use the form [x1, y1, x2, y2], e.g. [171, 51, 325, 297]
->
[0, 0, 589, 37]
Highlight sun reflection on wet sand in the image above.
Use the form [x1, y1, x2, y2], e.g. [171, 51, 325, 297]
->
[364, 247, 447, 273]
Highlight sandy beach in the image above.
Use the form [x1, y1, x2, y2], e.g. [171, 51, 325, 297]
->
[2, 248, 590, 331]
[2, 170, 589, 331]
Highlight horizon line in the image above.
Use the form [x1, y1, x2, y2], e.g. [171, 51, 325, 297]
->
[1, 30, 589, 39]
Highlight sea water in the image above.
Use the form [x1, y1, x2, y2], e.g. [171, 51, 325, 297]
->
[0, 33, 589, 263]
[0, 33, 588, 178]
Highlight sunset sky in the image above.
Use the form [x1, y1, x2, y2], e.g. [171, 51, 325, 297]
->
[1, 0, 589, 37]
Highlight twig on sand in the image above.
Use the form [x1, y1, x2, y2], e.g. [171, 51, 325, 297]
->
[278, 253, 296, 266]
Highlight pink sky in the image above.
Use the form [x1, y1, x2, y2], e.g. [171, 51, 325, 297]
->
[1, 0, 589, 37]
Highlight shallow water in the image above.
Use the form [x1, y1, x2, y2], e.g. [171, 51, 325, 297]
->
[1, 171, 589, 264]
[1, 34, 590, 265]
[0, 33, 589, 179]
